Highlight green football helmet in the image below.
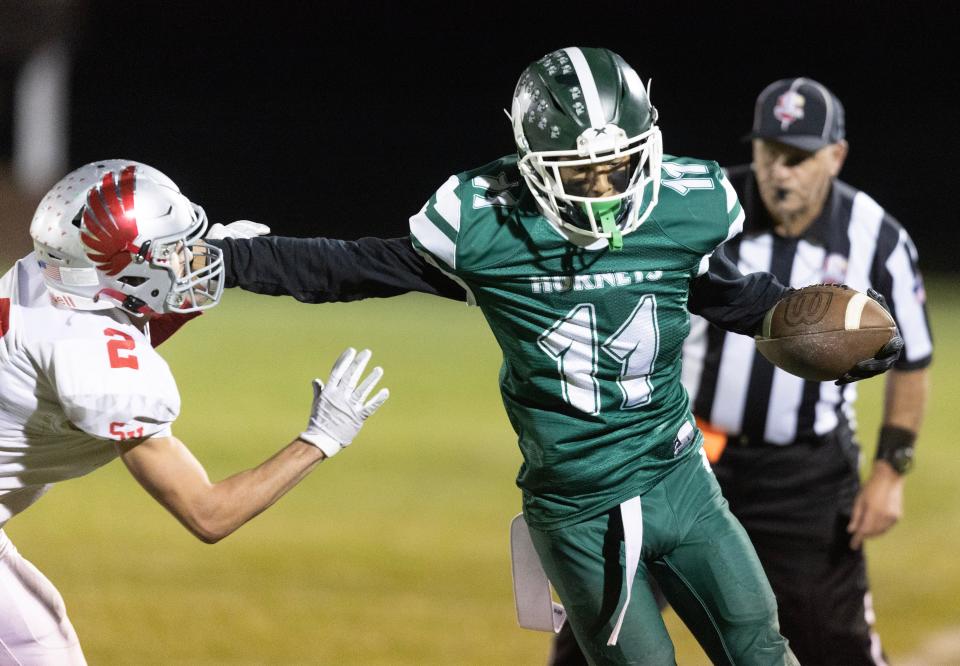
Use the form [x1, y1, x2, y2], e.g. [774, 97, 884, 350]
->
[511, 47, 662, 245]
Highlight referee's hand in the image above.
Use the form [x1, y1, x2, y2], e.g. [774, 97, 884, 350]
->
[847, 461, 904, 549]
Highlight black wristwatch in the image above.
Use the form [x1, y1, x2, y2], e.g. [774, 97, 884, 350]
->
[876, 426, 916, 475]
[878, 445, 914, 475]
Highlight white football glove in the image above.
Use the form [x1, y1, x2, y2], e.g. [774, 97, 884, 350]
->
[299, 348, 389, 458]
[206, 220, 271, 240]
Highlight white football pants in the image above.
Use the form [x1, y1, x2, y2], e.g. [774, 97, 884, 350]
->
[0, 530, 86, 665]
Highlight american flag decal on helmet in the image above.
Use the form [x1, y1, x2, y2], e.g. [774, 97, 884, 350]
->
[81, 166, 141, 276]
[40, 261, 61, 283]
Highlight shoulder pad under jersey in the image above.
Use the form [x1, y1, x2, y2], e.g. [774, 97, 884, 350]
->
[409, 156, 528, 275]
[49, 325, 180, 440]
[655, 156, 744, 255]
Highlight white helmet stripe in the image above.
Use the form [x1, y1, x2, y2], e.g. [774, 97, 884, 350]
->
[563, 47, 606, 128]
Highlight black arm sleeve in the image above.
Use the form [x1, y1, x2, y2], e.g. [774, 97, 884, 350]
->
[210, 236, 467, 303]
[688, 247, 790, 336]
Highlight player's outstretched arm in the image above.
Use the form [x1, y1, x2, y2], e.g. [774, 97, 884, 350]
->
[116, 348, 388, 543]
[208, 234, 466, 303]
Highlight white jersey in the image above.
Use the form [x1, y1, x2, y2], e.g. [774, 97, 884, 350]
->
[0, 254, 181, 527]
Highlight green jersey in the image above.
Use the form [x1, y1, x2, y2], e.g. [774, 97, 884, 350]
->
[410, 154, 744, 530]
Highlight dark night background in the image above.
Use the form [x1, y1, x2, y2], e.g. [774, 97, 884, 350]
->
[11, 1, 960, 271]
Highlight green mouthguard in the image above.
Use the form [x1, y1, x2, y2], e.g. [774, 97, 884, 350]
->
[584, 200, 623, 251]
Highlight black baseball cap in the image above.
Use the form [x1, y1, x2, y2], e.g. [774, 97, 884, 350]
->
[747, 77, 845, 152]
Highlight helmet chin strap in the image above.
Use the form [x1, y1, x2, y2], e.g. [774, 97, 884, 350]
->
[583, 201, 624, 251]
[94, 288, 155, 317]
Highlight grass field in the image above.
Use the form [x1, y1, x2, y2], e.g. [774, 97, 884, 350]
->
[5, 274, 957, 664]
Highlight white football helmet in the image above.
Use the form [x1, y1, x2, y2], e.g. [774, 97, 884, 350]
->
[30, 160, 223, 316]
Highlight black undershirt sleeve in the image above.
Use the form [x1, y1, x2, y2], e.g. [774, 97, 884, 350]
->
[211, 235, 786, 332]
[688, 246, 790, 336]
[210, 236, 467, 303]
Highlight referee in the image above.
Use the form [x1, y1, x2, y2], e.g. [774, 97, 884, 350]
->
[682, 78, 933, 665]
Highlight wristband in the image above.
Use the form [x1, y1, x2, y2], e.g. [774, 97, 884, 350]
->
[876, 425, 916, 475]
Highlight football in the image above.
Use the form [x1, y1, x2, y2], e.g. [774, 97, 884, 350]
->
[755, 284, 896, 381]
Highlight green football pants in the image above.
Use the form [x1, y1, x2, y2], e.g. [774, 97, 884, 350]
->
[528, 451, 797, 666]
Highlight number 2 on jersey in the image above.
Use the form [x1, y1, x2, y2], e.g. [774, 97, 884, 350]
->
[104, 328, 139, 370]
[537, 296, 659, 415]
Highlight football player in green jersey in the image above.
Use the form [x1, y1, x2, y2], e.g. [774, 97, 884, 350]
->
[209, 47, 899, 665]
[408, 47, 793, 665]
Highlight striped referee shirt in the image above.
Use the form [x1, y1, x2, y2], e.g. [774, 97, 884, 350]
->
[682, 165, 933, 445]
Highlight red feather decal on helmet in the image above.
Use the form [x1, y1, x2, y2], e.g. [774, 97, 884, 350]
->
[81, 166, 141, 276]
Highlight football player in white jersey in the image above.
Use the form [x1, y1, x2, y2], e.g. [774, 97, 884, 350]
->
[0, 160, 389, 663]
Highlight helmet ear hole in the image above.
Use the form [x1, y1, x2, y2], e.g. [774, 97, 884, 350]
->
[118, 276, 148, 287]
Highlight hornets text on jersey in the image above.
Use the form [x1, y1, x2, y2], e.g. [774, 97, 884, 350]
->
[410, 154, 744, 529]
